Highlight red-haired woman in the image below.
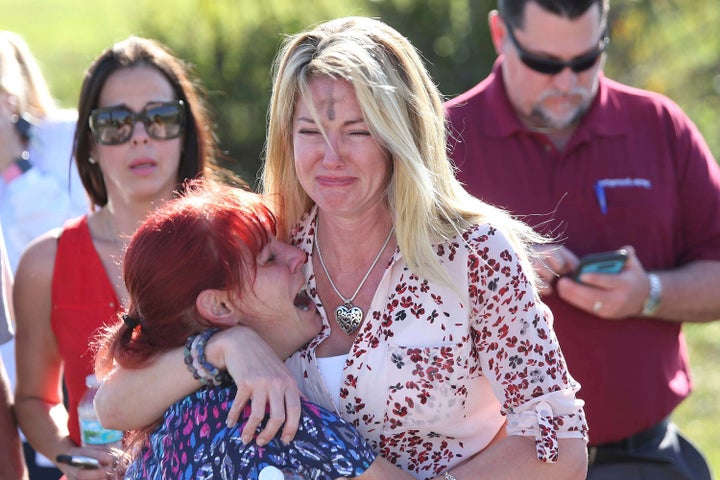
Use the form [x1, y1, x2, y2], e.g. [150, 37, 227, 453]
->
[94, 181, 413, 479]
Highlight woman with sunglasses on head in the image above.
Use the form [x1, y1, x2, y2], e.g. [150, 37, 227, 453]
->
[93, 180, 413, 480]
[12, 36, 217, 480]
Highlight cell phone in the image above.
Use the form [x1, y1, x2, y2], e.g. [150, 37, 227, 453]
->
[573, 249, 628, 282]
[55, 454, 101, 469]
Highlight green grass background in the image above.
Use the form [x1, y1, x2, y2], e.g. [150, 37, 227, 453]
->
[2, 1, 718, 477]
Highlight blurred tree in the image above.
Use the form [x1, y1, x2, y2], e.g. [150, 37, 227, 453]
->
[132, 0, 720, 186]
[137, 0, 382, 185]
[368, 0, 497, 96]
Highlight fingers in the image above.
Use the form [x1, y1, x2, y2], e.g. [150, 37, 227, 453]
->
[531, 244, 579, 295]
[208, 326, 302, 445]
[242, 383, 302, 446]
[57, 446, 116, 480]
[557, 269, 643, 319]
[280, 389, 302, 444]
[254, 389, 287, 446]
[226, 387, 250, 429]
[241, 389, 269, 444]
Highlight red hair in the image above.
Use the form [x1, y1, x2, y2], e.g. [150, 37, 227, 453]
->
[94, 179, 276, 377]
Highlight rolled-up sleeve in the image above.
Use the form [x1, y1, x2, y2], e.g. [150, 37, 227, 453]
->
[468, 225, 588, 462]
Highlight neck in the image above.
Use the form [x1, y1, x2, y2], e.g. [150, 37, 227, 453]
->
[316, 209, 394, 266]
[543, 128, 574, 151]
[259, 332, 299, 361]
[0, 131, 26, 172]
[104, 187, 175, 236]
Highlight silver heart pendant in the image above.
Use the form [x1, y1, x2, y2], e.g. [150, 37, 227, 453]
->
[334, 304, 363, 335]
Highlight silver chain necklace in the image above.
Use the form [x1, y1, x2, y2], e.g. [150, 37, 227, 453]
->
[315, 221, 395, 335]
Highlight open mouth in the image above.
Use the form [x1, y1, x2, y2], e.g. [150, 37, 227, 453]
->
[293, 288, 314, 311]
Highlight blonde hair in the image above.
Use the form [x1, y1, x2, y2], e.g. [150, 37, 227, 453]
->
[261, 16, 543, 286]
[0, 31, 56, 118]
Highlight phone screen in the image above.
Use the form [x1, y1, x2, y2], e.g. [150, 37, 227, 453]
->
[573, 250, 628, 282]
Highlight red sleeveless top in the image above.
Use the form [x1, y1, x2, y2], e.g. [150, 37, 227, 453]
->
[51, 216, 119, 445]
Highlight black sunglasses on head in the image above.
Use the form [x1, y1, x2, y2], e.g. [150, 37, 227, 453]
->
[89, 100, 186, 146]
[505, 24, 609, 75]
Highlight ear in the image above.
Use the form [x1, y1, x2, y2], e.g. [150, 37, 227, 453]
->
[488, 10, 507, 56]
[196, 289, 238, 327]
[0, 92, 17, 117]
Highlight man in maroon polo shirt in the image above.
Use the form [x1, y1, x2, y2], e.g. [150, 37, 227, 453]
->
[446, 1, 720, 479]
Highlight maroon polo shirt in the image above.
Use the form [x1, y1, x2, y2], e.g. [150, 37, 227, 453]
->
[446, 59, 720, 444]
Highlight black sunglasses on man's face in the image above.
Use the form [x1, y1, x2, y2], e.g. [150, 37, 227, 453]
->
[504, 23, 609, 75]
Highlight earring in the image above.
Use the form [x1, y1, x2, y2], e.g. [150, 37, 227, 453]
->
[88, 157, 97, 164]
[11, 113, 33, 142]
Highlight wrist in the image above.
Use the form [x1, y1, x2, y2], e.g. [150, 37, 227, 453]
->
[641, 272, 662, 317]
[205, 326, 257, 369]
[184, 329, 230, 386]
[204, 329, 227, 369]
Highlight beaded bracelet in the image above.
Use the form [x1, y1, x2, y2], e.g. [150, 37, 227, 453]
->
[183, 328, 231, 386]
[442, 472, 458, 480]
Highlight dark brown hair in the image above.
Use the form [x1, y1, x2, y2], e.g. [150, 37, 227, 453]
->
[73, 36, 218, 207]
[498, 0, 608, 30]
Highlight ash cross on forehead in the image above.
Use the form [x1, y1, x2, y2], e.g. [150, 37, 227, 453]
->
[322, 83, 336, 120]
[327, 97, 336, 120]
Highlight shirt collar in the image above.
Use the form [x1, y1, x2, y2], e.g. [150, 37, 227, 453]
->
[479, 58, 627, 141]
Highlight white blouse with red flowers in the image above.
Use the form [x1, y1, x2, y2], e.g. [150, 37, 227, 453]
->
[286, 208, 588, 479]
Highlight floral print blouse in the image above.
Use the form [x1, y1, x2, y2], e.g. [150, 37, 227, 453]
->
[285, 208, 588, 479]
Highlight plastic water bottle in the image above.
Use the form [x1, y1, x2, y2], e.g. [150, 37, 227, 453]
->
[77, 374, 123, 449]
[258, 465, 307, 480]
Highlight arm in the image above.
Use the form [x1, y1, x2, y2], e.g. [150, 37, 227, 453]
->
[557, 246, 720, 322]
[13, 234, 72, 459]
[0, 226, 26, 479]
[1, 226, 13, 344]
[95, 326, 302, 445]
[356, 457, 415, 480]
[94, 347, 193, 430]
[431, 437, 587, 480]
[468, 228, 589, 478]
[13, 233, 114, 479]
[0, 355, 28, 480]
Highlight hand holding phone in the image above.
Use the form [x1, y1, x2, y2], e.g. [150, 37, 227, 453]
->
[56, 454, 101, 469]
[573, 249, 628, 283]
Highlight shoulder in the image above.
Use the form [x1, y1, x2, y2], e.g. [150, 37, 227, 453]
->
[13, 228, 62, 314]
[30, 109, 78, 169]
[35, 109, 78, 140]
[14, 227, 62, 282]
[457, 221, 521, 258]
[445, 65, 499, 111]
[601, 76, 691, 123]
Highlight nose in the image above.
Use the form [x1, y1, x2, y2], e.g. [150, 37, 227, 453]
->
[277, 241, 306, 273]
[321, 135, 343, 168]
[130, 118, 150, 145]
[552, 67, 578, 93]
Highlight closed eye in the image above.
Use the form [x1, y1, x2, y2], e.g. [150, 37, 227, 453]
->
[298, 128, 322, 135]
[348, 130, 372, 136]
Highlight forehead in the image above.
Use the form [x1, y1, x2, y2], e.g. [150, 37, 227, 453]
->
[516, 2, 603, 57]
[98, 65, 175, 110]
[296, 77, 360, 116]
